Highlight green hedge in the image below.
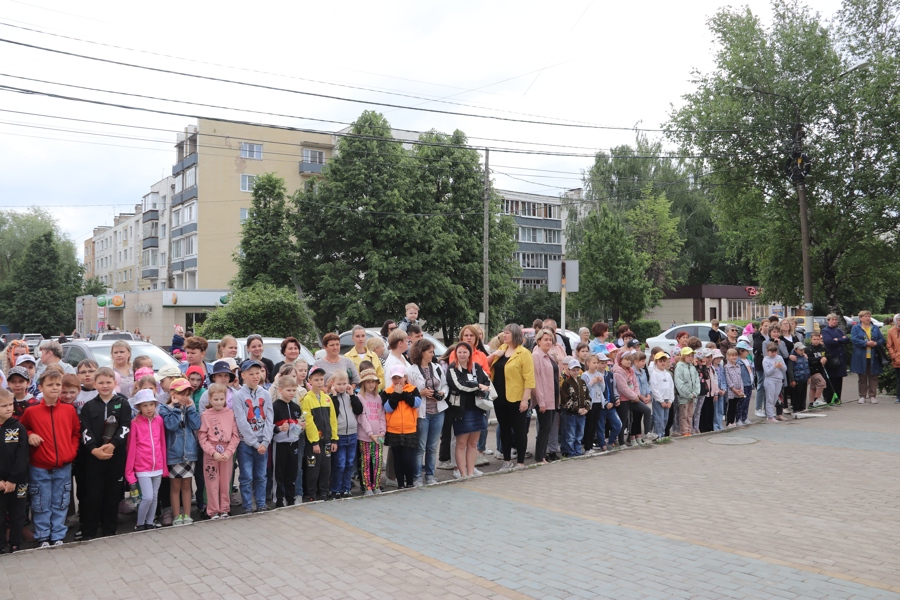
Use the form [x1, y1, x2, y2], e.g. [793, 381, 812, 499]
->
[616, 320, 661, 344]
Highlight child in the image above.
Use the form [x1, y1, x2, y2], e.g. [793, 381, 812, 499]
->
[272, 376, 303, 507]
[197, 383, 240, 519]
[596, 354, 622, 451]
[20, 370, 81, 547]
[674, 348, 699, 437]
[357, 368, 385, 495]
[199, 361, 236, 412]
[0, 389, 29, 553]
[574, 343, 591, 370]
[398, 302, 420, 332]
[581, 354, 606, 452]
[634, 352, 656, 440]
[693, 350, 710, 434]
[736, 342, 755, 425]
[294, 360, 310, 391]
[233, 360, 274, 512]
[74, 359, 99, 413]
[159, 378, 200, 525]
[723, 349, 745, 428]
[712, 350, 726, 431]
[59, 374, 80, 407]
[789, 342, 810, 414]
[154, 365, 182, 406]
[330, 370, 362, 499]
[560, 358, 590, 457]
[381, 365, 421, 489]
[15, 355, 38, 397]
[300, 366, 337, 501]
[124, 389, 167, 531]
[763, 343, 787, 423]
[807, 332, 828, 407]
[185, 365, 206, 405]
[79, 367, 131, 539]
[649, 352, 674, 439]
[7, 367, 39, 418]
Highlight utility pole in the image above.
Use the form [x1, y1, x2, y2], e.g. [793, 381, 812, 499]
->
[787, 122, 813, 314]
[482, 148, 490, 332]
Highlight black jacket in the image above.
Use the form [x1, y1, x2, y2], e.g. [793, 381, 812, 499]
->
[0, 417, 29, 484]
[80, 394, 132, 464]
[446, 363, 491, 413]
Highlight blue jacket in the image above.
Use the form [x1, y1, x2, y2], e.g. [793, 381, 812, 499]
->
[822, 325, 849, 378]
[159, 403, 201, 464]
[790, 352, 810, 383]
[850, 323, 885, 375]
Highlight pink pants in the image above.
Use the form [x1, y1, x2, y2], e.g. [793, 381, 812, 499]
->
[203, 454, 233, 516]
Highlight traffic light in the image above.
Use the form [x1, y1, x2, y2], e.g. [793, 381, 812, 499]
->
[786, 150, 811, 182]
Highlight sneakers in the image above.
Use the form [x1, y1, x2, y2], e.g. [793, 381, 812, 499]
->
[755, 409, 766, 417]
[364, 490, 375, 496]
[452, 469, 461, 480]
[812, 398, 826, 407]
[181, 515, 194, 525]
[775, 415, 785, 421]
[384, 477, 398, 488]
[172, 514, 185, 527]
[472, 468, 484, 477]
[871, 397, 879, 404]
[475, 453, 489, 466]
[412, 478, 424, 488]
[767, 418, 778, 423]
[512, 463, 526, 471]
[499, 461, 512, 472]
[424, 476, 438, 485]
[52, 540, 63, 547]
[546, 452, 559, 462]
[38, 541, 50, 549]
[645, 433, 659, 441]
[436, 460, 454, 470]
[859, 397, 866, 404]
[211, 514, 220, 520]
[495, 453, 506, 461]
[219, 513, 230, 519]
[483, 449, 494, 455]
[742, 419, 752, 426]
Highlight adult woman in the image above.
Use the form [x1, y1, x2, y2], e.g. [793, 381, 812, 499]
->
[380, 320, 397, 344]
[886, 314, 900, 403]
[578, 327, 591, 345]
[614, 324, 630, 348]
[446, 341, 490, 478]
[111, 340, 134, 397]
[850, 310, 886, 404]
[718, 325, 739, 354]
[182, 336, 211, 380]
[344, 325, 384, 390]
[449, 325, 489, 372]
[589, 322, 609, 354]
[275, 337, 302, 376]
[488, 323, 534, 471]
[822, 314, 849, 403]
[752, 320, 772, 416]
[674, 330, 690, 352]
[531, 328, 560, 463]
[406, 339, 448, 486]
[246, 334, 276, 383]
[315, 333, 360, 390]
[383, 329, 410, 375]
[215, 335, 239, 360]
[3, 339, 28, 373]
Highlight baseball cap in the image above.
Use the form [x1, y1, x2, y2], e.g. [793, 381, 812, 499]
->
[736, 341, 752, 351]
[388, 365, 407, 379]
[626, 339, 641, 348]
[793, 342, 806, 350]
[680, 347, 694, 356]
[15, 355, 36, 366]
[169, 378, 192, 393]
[653, 351, 669, 361]
[7, 366, 30, 381]
[307, 365, 326, 380]
[567, 358, 582, 370]
[134, 367, 155, 381]
[240, 359, 263, 372]
[595, 353, 610, 361]
[155, 365, 182, 381]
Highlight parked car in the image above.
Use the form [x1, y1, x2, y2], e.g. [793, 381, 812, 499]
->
[338, 328, 448, 357]
[95, 331, 141, 341]
[23, 333, 44, 352]
[644, 322, 731, 354]
[844, 315, 883, 328]
[61, 340, 179, 372]
[522, 328, 582, 351]
[204, 337, 316, 368]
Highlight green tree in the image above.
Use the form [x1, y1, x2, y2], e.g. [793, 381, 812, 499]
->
[667, 0, 900, 315]
[571, 208, 653, 323]
[82, 278, 106, 297]
[0, 231, 73, 334]
[233, 173, 295, 289]
[504, 286, 561, 326]
[195, 283, 317, 348]
[625, 188, 684, 306]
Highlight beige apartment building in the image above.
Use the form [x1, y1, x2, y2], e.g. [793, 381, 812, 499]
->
[147, 118, 334, 290]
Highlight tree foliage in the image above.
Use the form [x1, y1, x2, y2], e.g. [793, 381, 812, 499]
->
[625, 188, 683, 305]
[667, 0, 900, 315]
[504, 286, 562, 327]
[195, 283, 317, 348]
[233, 173, 294, 289]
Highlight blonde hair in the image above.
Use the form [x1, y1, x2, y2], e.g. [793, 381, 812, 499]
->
[405, 302, 419, 311]
[207, 383, 228, 402]
[216, 335, 238, 358]
[327, 370, 349, 386]
[858, 310, 872, 319]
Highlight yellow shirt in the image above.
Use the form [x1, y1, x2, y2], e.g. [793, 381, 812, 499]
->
[344, 348, 385, 391]
[862, 324, 872, 359]
[490, 344, 536, 403]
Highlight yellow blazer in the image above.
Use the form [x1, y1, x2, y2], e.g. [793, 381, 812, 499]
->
[490, 344, 535, 403]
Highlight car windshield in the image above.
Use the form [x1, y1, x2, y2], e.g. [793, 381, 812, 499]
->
[99, 333, 133, 340]
[86, 343, 179, 372]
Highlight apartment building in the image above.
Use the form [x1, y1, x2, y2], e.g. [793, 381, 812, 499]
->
[89, 205, 143, 294]
[497, 189, 567, 289]
[145, 119, 334, 290]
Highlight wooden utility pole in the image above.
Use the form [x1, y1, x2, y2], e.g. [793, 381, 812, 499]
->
[482, 148, 490, 332]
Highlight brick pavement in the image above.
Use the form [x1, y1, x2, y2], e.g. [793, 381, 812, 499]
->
[1, 383, 899, 599]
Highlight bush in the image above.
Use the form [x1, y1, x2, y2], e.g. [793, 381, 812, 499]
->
[616, 319, 661, 344]
[195, 283, 318, 348]
[874, 314, 896, 324]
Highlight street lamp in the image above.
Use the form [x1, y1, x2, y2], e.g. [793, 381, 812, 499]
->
[735, 60, 869, 314]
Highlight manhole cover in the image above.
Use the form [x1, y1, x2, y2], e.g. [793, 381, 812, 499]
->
[708, 436, 757, 445]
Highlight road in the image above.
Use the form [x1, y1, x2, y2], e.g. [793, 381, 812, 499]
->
[2, 385, 899, 599]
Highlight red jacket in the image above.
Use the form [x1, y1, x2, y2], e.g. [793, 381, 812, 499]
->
[19, 400, 81, 470]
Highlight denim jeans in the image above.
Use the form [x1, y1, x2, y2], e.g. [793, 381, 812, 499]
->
[416, 412, 445, 479]
[236, 442, 268, 511]
[598, 407, 622, 447]
[651, 400, 670, 438]
[30, 463, 72, 542]
[562, 413, 585, 456]
[330, 433, 358, 494]
[755, 368, 766, 411]
[713, 395, 725, 430]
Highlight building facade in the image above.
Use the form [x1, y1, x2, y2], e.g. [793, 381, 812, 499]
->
[497, 189, 566, 289]
[88, 205, 143, 294]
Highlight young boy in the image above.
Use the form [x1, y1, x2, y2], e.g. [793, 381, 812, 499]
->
[807, 332, 829, 406]
[596, 354, 622, 450]
[674, 348, 700, 437]
[398, 302, 420, 332]
[788, 342, 810, 414]
[154, 365, 182, 406]
[75, 359, 99, 413]
[762, 343, 787, 423]
[233, 360, 273, 513]
[20, 370, 81, 547]
[712, 350, 727, 431]
[15, 355, 38, 397]
[79, 367, 132, 539]
[735, 342, 755, 424]
[649, 352, 674, 439]
[723, 349, 745, 427]
[560, 359, 590, 457]
[7, 367, 39, 417]
[574, 343, 591, 371]
[0, 389, 29, 553]
[272, 375, 303, 507]
[59, 374, 80, 406]
[300, 366, 337, 502]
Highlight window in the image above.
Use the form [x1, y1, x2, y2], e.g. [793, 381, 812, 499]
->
[240, 143, 263, 160]
[518, 278, 547, 290]
[518, 227, 543, 243]
[174, 175, 183, 194]
[503, 199, 519, 215]
[240, 208, 249, 223]
[172, 210, 181, 227]
[160, 251, 166, 265]
[545, 229, 561, 244]
[159, 194, 167, 210]
[160, 224, 166, 239]
[171, 239, 182, 260]
[520, 201, 538, 217]
[241, 174, 257, 192]
[544, 204, 560, 219]
[183, 203, 195, 223]
[143, 221, 158, 239]
[184, 166, 196, 189]
[142, 249, 158, 268]
[184, 235, 196, 256]
[302, 149, 324, 164]
[143, 192, 159, 211]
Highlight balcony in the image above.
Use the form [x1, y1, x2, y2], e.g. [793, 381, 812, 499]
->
[172, 185, 197, 207]
[142, 210, 158, 223]
[141, 268, 159, 279]
[142, 237, 158, 250]
[171, 152, 198, 176]
[299, 161, 324, 174]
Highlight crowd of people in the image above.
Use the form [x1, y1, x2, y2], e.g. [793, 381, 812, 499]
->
[0, 304, 896, 553]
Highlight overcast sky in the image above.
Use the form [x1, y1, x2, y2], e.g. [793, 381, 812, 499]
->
[0, 0, 843, 259]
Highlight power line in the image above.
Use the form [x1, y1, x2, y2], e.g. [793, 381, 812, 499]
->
[0, 36, 772, 134]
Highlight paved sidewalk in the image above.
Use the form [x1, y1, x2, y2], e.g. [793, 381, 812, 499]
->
[1, 391, 898, 599]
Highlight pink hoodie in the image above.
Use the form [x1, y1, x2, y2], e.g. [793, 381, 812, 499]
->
[125, 413, 167, 484]
[356, 391, 386, 442]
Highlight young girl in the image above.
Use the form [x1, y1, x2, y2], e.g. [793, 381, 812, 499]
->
[381, 365, 421, 489]
[159, 378, 201, 525]
[634, 352, 655, 440]
[357, 368, 385, 495]
[294, 360, 310, 391]
[763, 343, 787, 423]
[674, 348, 700, 437]
[649, 352, 674, 439]
[125, 389, 167, 531]
[197, 383, 240, 519]
[185, 365, 206, 405]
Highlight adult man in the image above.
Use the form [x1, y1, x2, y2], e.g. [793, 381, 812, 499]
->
[36, 341, 76, 377]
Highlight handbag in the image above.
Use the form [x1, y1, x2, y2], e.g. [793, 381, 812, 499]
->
[475, 392, 494, 413]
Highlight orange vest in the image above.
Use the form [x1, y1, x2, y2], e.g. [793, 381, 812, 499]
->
[384, 384, 419, 435]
